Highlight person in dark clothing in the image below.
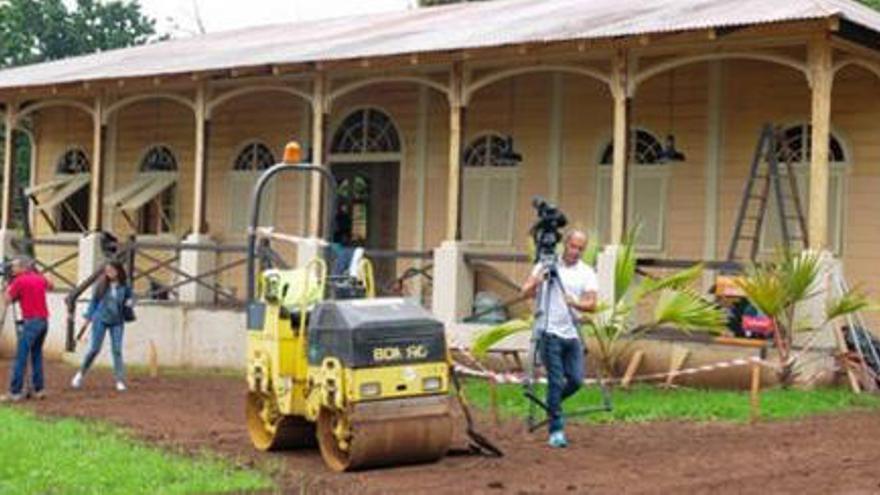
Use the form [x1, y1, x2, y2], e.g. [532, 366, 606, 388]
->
[71, 261, 134, 392]
[1, 257, 52, 402]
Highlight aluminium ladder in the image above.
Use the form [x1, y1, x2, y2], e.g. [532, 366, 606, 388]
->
[727, 124, 809, 262]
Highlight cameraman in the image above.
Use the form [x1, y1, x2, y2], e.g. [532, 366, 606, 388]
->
[1, 256, 52, 402]
[521, 230, 597, 448]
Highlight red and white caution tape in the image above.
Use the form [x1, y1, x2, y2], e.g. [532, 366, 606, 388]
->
[453, 354, 776, 386]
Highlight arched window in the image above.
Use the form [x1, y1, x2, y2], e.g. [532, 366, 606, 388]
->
[596, 130, 669, 252]
[138, 145, 178, 235]
[56, 149, 90, 175]
[228, 141, 277, 234]
[140, 145, 177, 172]
[331, 108, 401, 154]
[599, 129, 665, 166]
[764, 124, 848, 253]
[54, 148, 91, 232]
[461, 133, 520, 245]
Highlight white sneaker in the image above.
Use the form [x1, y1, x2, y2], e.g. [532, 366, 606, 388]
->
[115, 381, 127, 392]
[70, 372, 83, 389]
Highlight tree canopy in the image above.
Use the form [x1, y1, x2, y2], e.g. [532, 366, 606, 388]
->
[0, 0, 160, 69]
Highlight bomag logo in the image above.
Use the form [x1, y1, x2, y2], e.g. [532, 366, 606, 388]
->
[373, 344, 429, 362]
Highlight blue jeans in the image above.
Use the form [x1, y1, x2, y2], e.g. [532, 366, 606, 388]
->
[81, 320, 125, 382]
[541, 333, 585, 434]
[10, 318, 48, 395]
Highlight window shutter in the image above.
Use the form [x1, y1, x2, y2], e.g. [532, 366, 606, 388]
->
[484, 174, 517, 244]
[228, 173, 275, 235]
[462, 172, 484, 242]
[629, 172, 665, 252]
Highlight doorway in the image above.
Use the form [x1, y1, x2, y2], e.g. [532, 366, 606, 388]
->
[332, 162, 399, 291]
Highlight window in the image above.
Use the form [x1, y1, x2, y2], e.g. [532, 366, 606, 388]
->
[228, 141, 277, 235]
[138, 145, 177, 235]
[55, 149, 90, 232]
[597, 130, 668, 251]
[331, 108, 401, 154]
[762, 125, 847, 253]
[461, 134, 519, 245]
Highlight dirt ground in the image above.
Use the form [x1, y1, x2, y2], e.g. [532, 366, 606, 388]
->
[2, 359, 880, 495]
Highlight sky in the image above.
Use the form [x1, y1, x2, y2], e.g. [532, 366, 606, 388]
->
[135, 0, 416, 36]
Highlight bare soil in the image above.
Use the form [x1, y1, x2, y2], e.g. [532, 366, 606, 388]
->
[3, 359, 880, 494]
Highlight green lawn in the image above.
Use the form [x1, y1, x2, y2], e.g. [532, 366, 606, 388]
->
[463, 381, 880, 424]
[0, 407, 272, 495]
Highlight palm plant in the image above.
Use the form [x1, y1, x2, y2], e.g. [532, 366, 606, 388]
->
[472, 228, 728, 378]
[736, 249, 873, 388]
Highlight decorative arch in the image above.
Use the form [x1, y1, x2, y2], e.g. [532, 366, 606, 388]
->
[465, 65, 610, 105]
[832, 57, 880, 81]
[208, 86, 312, 118]
[14, 98, 95, 125]
[328, 76, 449, 110]
[632, 52, 810, 95]
[330, 107, 401, 154]
[104, 93, 195, 123]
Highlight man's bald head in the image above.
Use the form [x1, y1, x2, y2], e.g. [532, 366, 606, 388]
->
[561, 230, 588, 265]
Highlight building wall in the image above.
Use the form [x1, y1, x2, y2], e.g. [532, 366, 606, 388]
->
[25, 60, 880, 318]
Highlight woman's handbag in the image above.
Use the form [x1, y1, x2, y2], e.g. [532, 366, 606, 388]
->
[122, 296, 136, 323]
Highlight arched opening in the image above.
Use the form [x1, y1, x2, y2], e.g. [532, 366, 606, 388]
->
[762, 124, 848, 253]
[461, 133, 520, 245]
[597, 129, 669, 251]
[138, 145, 178, 235]
[228, 141, 277, 235]
[330, 108, 401, 289]
[54, 149, 91, 232]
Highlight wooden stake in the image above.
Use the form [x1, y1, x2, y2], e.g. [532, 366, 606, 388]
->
[489, 378, 500, 426]
[664, 346, 690, 387]
[148, 340, 159, 378]
[749, 361, 761, 424]
[621, 350, 644, 389]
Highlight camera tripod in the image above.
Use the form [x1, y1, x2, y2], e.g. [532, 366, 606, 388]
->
[523, 254, 613, 432]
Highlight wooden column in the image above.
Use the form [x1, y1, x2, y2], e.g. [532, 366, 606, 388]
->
[2, 103, 16, 229]
[192, 83, 210, 235]
[610, 50, 630, 243]
[88, 96, 106, 232]
[445, 62, 465, 242]
[309, 74, 328, 238]
[808, 37, 833, 250]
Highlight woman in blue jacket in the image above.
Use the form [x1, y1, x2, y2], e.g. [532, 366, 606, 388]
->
[71, 261, 134, 392]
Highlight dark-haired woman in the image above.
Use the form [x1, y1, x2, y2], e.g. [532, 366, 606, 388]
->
[71, 262, 134, 392]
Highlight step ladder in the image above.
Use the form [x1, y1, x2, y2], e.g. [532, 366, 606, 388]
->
[727, 124, 808, 262]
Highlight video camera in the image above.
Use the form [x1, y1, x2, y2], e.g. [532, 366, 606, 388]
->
[529, 196, 567, 262]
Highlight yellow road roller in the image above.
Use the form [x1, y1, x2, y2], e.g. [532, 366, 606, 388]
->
[243, 143, 455, 471]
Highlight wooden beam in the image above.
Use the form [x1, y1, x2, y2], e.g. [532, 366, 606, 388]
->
[88, 95, 105, 231]
[309, 73, 328, 238]
[1, 103, 14, 229]
[445, 62, 465, 242]
[808, 36, 833, 250]
[664, 345, 690, 387]
[610, 49, 630, 243]
[192, 82, 209, 235]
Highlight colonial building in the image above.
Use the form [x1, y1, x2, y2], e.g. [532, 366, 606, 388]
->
[2, 0, 880, 365]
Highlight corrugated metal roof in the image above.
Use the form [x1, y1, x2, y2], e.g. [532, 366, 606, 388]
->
[0, 0, 877, 90]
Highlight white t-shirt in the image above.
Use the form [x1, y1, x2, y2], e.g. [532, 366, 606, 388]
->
[531, 259, 599, 340]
